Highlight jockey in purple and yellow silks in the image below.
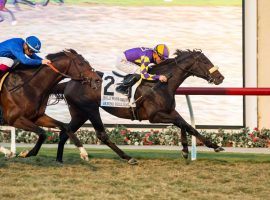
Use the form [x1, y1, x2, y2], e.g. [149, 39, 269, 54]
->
[115, 44, 170, 95]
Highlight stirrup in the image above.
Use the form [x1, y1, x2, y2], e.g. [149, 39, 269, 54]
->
[116, 85, 128, 95]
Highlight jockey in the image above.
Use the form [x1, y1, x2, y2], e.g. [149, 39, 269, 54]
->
[115, 44, 170, 95]
[42, 0, 64, 6]
[0, 36, 51, 74]
[0, 0, 17, 25]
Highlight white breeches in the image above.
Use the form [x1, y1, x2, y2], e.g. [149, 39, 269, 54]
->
[115, 53, 140, 74]
[0, 57, 14, 68]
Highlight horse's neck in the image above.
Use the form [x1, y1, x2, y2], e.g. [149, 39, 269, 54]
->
[165, 64, 190, 93]
[19, 66, 64, 94]
[170, 69, 189, 91]
[36, 67, 64, 91]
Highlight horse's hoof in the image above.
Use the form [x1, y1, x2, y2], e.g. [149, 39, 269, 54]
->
[214, 147, 225, 152]
[18, 150, 29, 158]
[4, 150, 15, 159]
[80, 153, 89, 161]
[56, 159, 63, 163]
[181, 150, 189, 159]
[128, 158, 138, 165]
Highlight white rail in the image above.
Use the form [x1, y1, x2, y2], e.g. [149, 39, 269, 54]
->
[0, 126, 16, 154]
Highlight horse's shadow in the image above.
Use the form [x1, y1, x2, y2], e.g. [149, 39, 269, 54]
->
[0, 155, 100, 171]
[0, 151, 131, 171]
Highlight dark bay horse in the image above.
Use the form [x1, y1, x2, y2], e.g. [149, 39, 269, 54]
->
[53, 49, 225, 163]
[0, 49, 101, 159]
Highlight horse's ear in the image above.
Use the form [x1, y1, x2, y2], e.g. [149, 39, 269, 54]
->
[65, 49, 78, 55]
[63, 49, 77, 58]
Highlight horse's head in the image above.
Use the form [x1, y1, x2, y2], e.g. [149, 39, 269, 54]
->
[46, 49, 102, 89]
[174, 50, 224, 85]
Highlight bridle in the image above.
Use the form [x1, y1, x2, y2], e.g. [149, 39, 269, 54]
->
[47, 51, 98, 85]
[174, 51, 219, 83]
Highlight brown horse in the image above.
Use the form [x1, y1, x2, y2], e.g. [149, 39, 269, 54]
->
[0, 49, 101, 159]
[53, 49, 225, 163]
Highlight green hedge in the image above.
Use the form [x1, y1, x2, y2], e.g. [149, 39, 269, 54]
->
[1, 126, 270, 148]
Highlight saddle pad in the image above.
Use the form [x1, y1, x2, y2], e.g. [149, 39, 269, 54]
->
[101, 72, 141, 108]
[0, 72, 9, 91]
[101, 72, 130, 107]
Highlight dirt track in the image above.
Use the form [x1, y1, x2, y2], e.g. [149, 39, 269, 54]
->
[0, 4, 242, 125]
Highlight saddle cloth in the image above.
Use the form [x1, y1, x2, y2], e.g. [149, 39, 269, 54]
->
[100, 71, 141, 108]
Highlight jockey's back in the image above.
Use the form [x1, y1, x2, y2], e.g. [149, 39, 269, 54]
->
[124, 47, 155, 66]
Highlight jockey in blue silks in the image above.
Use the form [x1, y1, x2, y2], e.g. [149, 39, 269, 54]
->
[0, 36, 51, 74]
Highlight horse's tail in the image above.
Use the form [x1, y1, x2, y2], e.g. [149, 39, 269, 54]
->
[48, 82, 68, 105]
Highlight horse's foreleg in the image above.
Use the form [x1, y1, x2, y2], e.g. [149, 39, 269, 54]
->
[180, 128, 189, 159]
[150, 110, 223, 155]
[173, 113, 223, 151]
[57, 130, 69, 163]
[149, 111, 189, 159]
[13, 117, 47, 157]
[35, 114, 87, 161]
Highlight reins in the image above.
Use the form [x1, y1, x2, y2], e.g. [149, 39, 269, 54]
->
[46, 63, 72, 79]
[8, 51, 96, 92]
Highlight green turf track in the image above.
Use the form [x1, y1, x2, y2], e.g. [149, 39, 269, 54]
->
[11, 147, 270, 163]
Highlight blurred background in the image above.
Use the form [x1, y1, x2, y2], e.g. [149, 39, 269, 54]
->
[0, 0, 243, 126]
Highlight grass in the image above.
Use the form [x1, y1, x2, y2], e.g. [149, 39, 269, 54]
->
[1, 148, 270, 200]
[36, 0, 242, 6]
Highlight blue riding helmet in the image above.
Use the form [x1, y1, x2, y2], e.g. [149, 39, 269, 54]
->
[25, 36, 41, 53]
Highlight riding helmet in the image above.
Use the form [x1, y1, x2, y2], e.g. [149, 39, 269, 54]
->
[25, 36, 41, 53]
[154, 44, 170, 59]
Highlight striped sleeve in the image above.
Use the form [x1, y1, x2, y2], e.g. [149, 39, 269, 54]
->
[140, 55, 160, 80]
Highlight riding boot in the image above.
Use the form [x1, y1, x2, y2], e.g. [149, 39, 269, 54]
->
[115, 84, 129, 95]
[116, 74, 141, 96]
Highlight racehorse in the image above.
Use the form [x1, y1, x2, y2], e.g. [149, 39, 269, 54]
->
[52, 49, 225, 163]
[0, 49, 101, 159]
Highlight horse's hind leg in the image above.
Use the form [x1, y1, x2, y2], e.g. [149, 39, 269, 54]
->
[95, 130, 137, 164]
[88, 107, 138, 165]
[13, 117, 47, 157]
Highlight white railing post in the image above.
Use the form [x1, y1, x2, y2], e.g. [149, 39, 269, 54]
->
[10, 127, 16, 154]
[0, 126, 16, 154]
[185, 95, 196, 160]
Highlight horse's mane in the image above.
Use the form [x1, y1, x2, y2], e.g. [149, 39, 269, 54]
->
[46, 49, 78, 60]
[149, 49, 202, 74]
